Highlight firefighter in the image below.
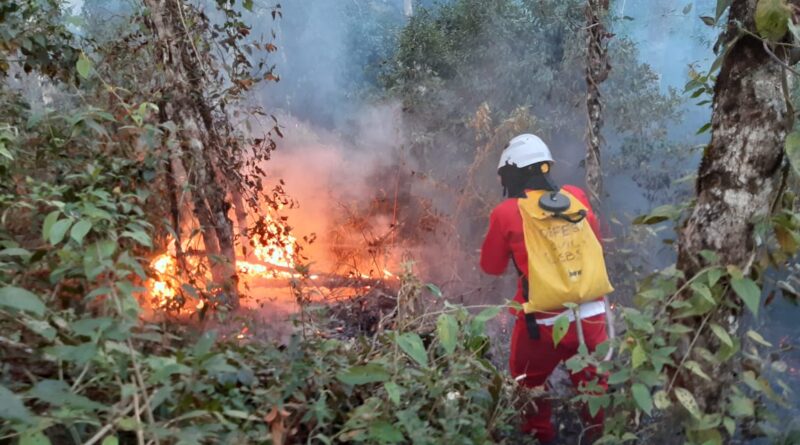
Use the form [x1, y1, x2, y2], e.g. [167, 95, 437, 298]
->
[480, 133, 609, 444]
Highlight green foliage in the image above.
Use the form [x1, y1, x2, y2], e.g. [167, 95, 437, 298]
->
[552, 314, 569, 347]
[0, 291, 516, 443]
[569, 254, 794, 444]
[755, 0, 791, 41]
[384, 0, 680, 176]
[0, 0, 80, 79]
[785, 131, 800, 176]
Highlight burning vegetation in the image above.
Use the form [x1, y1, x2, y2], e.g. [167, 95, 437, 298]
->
[145, 187, 407, 317]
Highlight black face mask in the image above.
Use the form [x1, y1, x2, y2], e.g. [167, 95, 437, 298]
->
[499, 162, 559, 198]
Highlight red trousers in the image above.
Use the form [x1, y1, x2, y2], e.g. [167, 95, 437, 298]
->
[509, 313, 609, 443]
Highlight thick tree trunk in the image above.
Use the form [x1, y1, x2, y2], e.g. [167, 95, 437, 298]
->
[674, 0, 791, 414]
[677, 7, 789, 277]
[584, 0, 610, 209]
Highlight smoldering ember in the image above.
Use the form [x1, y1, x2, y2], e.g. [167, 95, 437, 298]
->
[1, 1, 799, 444]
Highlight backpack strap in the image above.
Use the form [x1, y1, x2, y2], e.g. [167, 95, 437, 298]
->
[511, 256, 540, 340]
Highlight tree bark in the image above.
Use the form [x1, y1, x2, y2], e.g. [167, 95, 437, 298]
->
[674, 0, 791, 415]
[584, 0, 610, 209]
[230, 188, 251, 257]
[677, 4, 790, 277]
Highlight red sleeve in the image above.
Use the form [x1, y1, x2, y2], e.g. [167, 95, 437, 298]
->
[563, 185, 601, 241]
[480, 207, 511, 275]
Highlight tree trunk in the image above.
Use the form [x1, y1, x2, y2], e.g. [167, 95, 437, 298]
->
[144, 0, 240, 308]
[677, 6, 790, 278]
[230, 188, 251, 257]
[584, 0, 610, 209]
[674, 0, 791, 413]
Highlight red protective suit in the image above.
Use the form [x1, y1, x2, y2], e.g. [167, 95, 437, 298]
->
[480, 185, 608, 443]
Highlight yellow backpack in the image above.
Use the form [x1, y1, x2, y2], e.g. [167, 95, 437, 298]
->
[517, 189, 613, 314]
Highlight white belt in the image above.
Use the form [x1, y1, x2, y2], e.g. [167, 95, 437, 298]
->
[534, 300, 606, 326]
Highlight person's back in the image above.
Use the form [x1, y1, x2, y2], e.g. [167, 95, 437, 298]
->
[479, 134, 610, 444]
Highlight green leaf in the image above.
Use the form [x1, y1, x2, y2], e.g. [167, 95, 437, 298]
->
[742, 370, 762, 392]
[425, 283, 443, 298]
[707, 268, 724, 288]
[723, 416, 736, 436]
[698, 250, 718, 264]
[731, 277, 761, 316]
[746, 329, 772, 347]
[691, 282, 715, 305]
[0, 384, 32, 423]
[436, 314, 458, 355]
[121, 230, 152, 247]
[82, 118, 108, 138]
[19, 431, 51, 445]
[685, 360, 712, 381]
[632, 383, 653, 415]
[675, 387, 702, 418]
[728, 394, 754, 417]
[633, 204, 681, 225]
[243, 0, 254, 11]
[709, 323, 733, 348]
[102, 437, 119, 445]
[70, 219, 92, 244]
[384, 382, 402, 405]
[368, 420, 404, 444]
[0, 247, 32, 258]
[726, 265, 744, 280]
[654, 390, 671, 409]
[0, 286, 46, 316]
[755, 0, 791, 41]
[664, 323, 694, 335]
[49, 219, 73, 245]
[696, 122, 712, 134]
[700, 16, 716, 26]
[552, 315, 569, 347]
[193, 331, 216, 357]
[396, 333, 428, 367]
[44, 343, 97, 366]
[41, 211, 59, 241]
[223, 409, 258, 421]
[474, 306, 501, 323]
[785, 130, 800, 175]
[587, 394, 608, 418]
[632, 343, 647, 369]
[30, 380, 105, 411]
[336, 363, 390, 386]
[607, 369, 630, 385]
[469, 306, 501, 336]
[72, 317, 114, 337]
[76, 52, 92, 79]
[23, 319, 56, 341]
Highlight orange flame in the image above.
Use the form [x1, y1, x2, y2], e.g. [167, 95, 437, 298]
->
[146, 213, 300, 311]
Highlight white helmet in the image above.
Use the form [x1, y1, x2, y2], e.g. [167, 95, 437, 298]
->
[497, 133, 554, 171]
